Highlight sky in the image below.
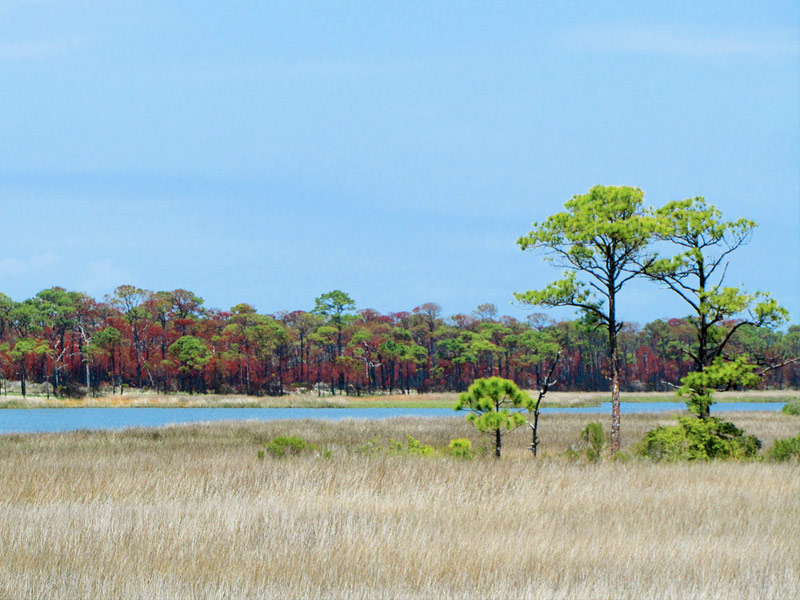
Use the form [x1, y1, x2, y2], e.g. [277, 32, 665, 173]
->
[1, 1, 798, 325]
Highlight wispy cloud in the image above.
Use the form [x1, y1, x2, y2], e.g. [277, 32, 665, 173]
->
[77, 259, 133, 298]
[561, 25, 798, 59]
[0, 35, 86, 61]
[0, 252, 60, 278]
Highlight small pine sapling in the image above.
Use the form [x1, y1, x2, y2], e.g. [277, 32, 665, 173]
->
[454, 377, 533, 458]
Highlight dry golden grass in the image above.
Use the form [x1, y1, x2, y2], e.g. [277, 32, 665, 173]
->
[0, 413, 798, 599]
[2, 388, 796, 409]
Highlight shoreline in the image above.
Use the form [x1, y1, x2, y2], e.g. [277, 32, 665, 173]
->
[0, 389, 796, 410]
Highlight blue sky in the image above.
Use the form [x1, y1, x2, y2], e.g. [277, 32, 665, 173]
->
[1, 1, 798, 324]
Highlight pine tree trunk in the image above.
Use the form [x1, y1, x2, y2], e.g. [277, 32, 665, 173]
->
[608, 286, 621, 454]
[610, 352, 621, 453]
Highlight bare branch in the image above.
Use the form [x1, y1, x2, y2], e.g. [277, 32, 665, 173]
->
[755, 357, 800, 377]
[710, 320, 754, 361]
[529, 352, 560, 457]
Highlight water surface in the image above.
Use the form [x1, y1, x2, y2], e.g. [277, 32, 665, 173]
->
[0, 402, 786, 434]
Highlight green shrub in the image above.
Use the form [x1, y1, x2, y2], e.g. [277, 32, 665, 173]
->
[564, 422, 606, 462]
[782, 400, 800, 416]
[388, 435, 435, 456]
[355, 435, 434, 457]
[637, 417, 761, 461]
[766, 432, 800, 461]
[610, 449, 632, 463]
[387, 438, 404, 453]
[354, 437, 383, 456]
[581, 422, 605, 462]
[405, 435, 435, 456]
[447, 438, 474, 459]
[263, 435, 314, 458]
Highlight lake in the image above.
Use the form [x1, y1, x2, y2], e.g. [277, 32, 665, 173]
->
[0, 402, 787, 434]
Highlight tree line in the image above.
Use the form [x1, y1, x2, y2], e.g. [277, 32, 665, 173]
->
[1, 184, 795, 416]
[0, 285, 796, 398]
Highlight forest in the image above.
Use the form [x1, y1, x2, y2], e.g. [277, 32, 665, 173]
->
[0, 285, 797, 398]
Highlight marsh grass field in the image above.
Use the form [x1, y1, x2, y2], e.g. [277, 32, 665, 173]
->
[1, 411, 798, 599]
[1, 388, 797, 409]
